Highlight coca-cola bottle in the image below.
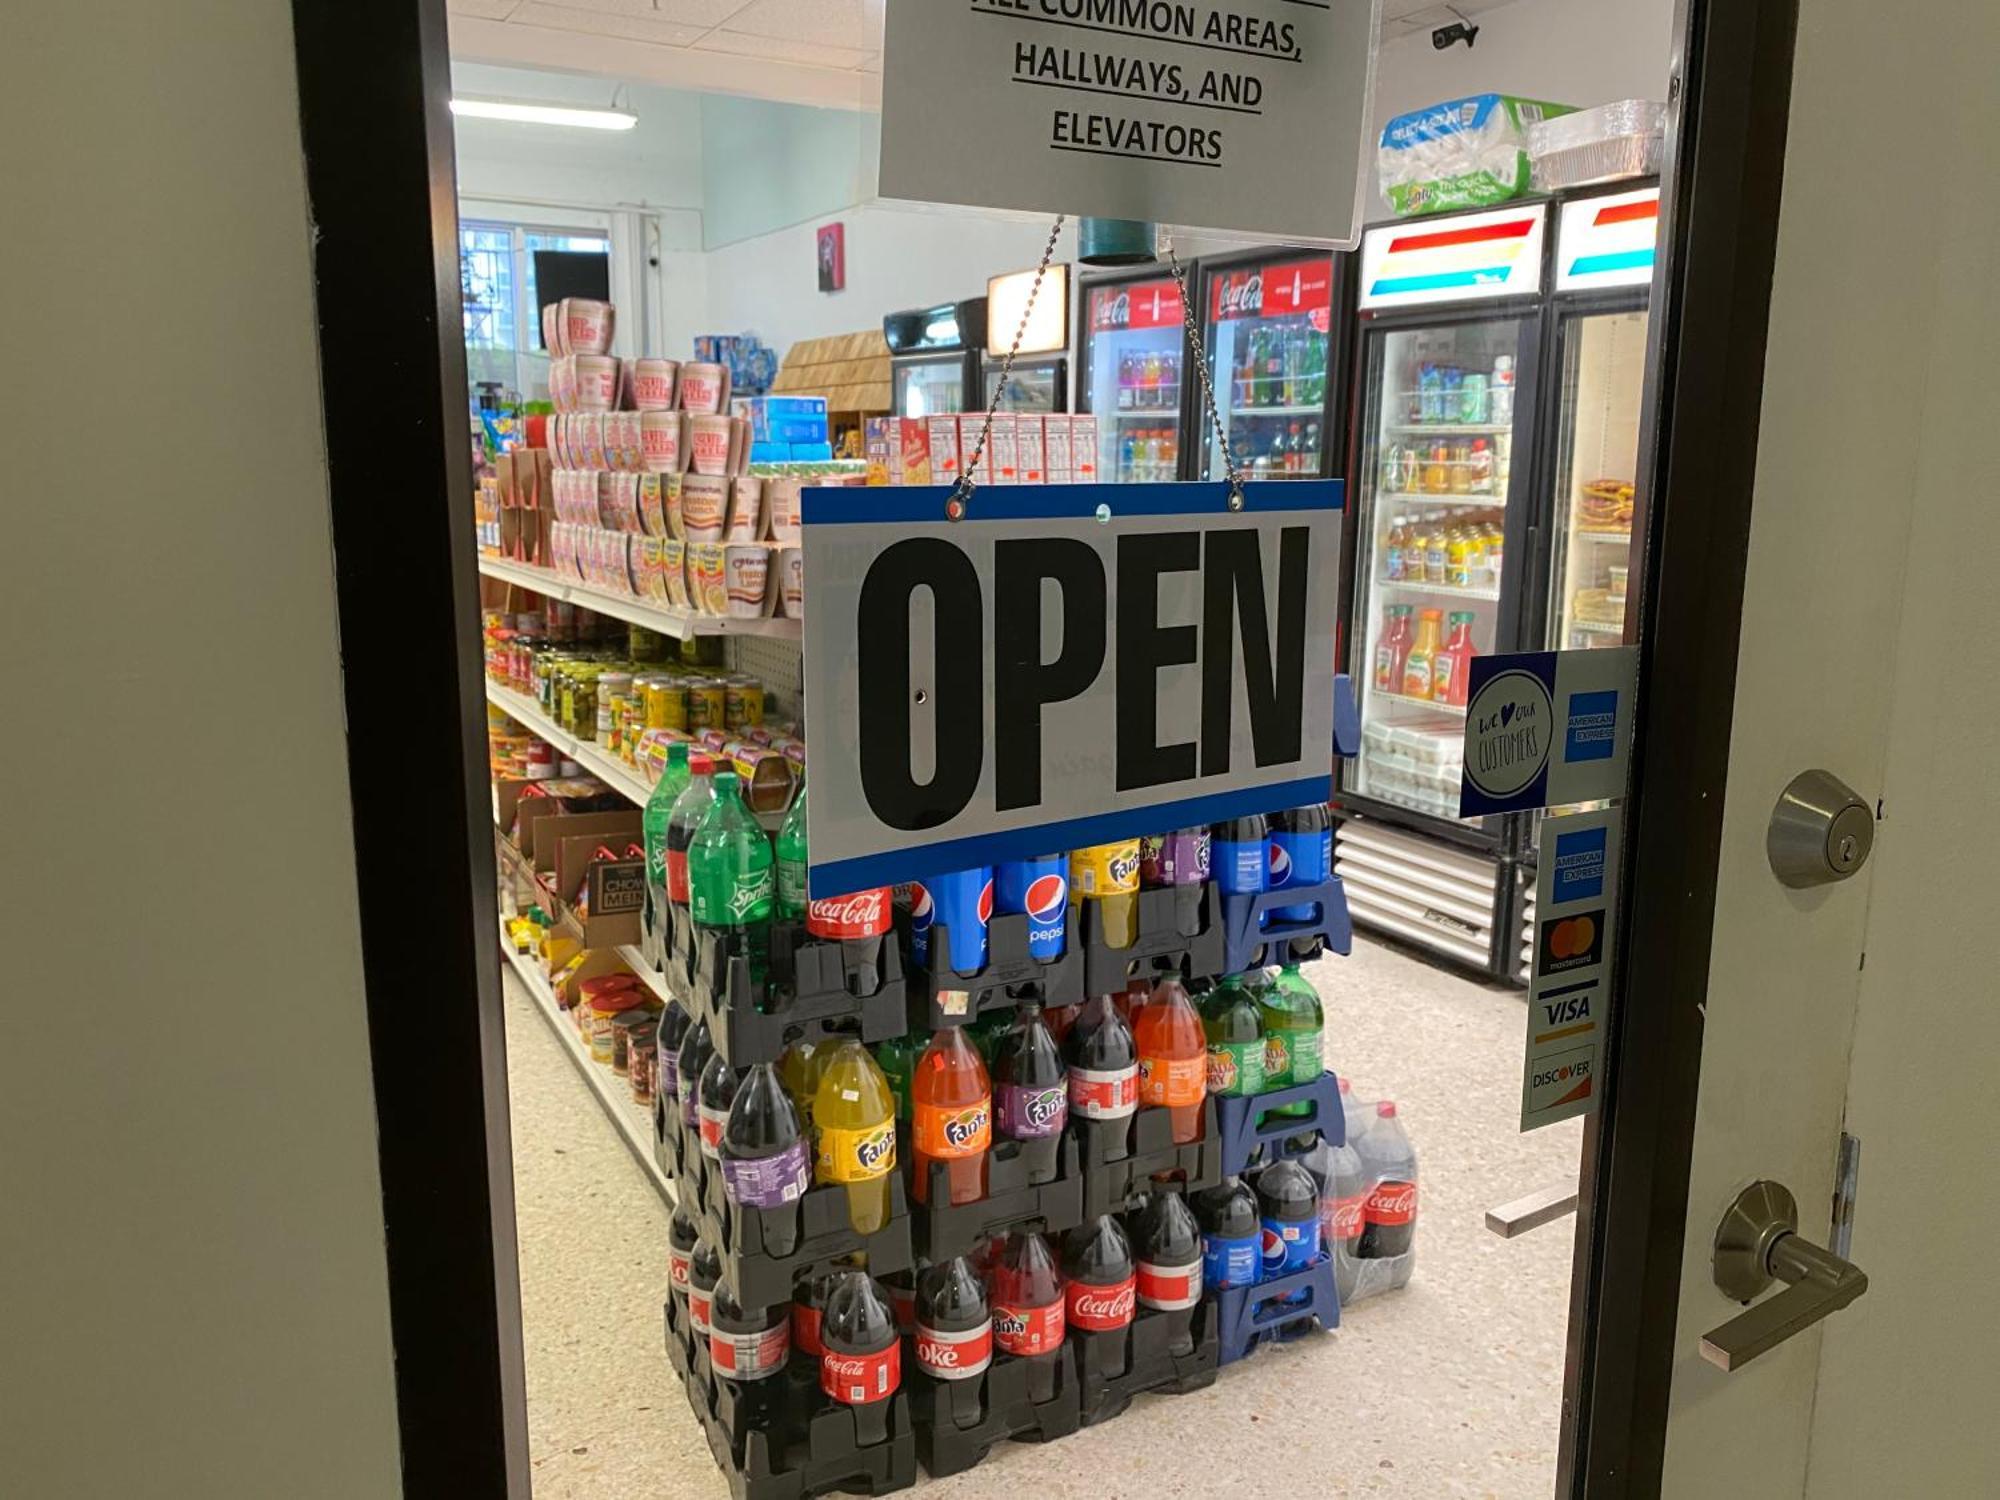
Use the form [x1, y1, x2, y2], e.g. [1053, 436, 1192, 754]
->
[1356, 1101, 1418, 1276]
[709, 1279, 790, 1429]
[656, 1002, 691, 1133]
[914, 1256, 993, 1385]
[1064, 992, 1139, 1160]
[676, 1016, 713, 1135]
[688, 1236, 721, 1346]
[1131, 1191, 1203, 1356]
[809, 883, 894, 996]
[820, 1270, 902, 1445]
[667, 1201, 700, 1319]
[697, 1049, 739, 1163]
[992, 1005, 1067, 1185]
[989, 1229, 1066, 1361]
[1061, 1215, 1137, 1346]
[790, 1264, 839, 1380]
[1317, 1137, 1368, 1302]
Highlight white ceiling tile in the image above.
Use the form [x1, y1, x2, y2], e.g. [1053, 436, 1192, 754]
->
[506, 2, 709, 46]
[448, 0, 524, 19]
[717, 0, 882, 50]
[696, 28, 874, 67]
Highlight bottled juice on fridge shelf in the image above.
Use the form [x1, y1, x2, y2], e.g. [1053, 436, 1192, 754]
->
[1423, 443, 1450, 494]
[1401, 609, 1443, 699]
[1448, 442, 1473, 494]
[1446, 529, 1472, 588]
[1373, 604, 1414, 692]
[1467, 438, 1495, 494]
[1432, 611, 1477, 707]
[1424, 522, 1450, 584]
[1384, 517, 1408, 582]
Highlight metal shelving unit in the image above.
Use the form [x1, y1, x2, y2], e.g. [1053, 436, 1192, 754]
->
[477, 555, 801, 643]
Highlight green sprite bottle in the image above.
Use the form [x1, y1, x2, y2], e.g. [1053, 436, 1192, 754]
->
[641, 741, 690, 959]
[1258, 964, 1325, 1117]
[687, 769, 774, 980]
[1201, 977, 1266, 1098]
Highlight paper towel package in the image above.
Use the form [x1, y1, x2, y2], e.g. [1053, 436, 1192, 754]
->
[1380, 94, 1577, 217]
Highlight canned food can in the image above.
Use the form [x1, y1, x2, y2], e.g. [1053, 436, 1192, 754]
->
[686, 677, 725, 732]
[645, 676, 685, 731]
[724, 675, 765, 730]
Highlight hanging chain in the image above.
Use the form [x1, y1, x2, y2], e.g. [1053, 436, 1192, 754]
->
[947, 212, 1067, 520]
[1164, 232, 1245, 511]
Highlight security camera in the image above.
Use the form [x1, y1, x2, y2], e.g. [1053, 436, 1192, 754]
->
[1433, 21, 1479, 49]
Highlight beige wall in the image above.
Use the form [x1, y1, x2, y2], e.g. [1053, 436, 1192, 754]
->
[0, 3, 404, 1496]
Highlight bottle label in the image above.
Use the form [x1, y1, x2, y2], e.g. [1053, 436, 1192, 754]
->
[993, 1297, 1065, 1355]
[665, 849, 690, 905]
[1202, 1231, 1260, 1289]
[657, 1054, 679, 1107]
[691, 863, 774, 926]
[1262, 1027, 1322, 1089]
[1138, 1053, 1205, 1108]
[913, 1099, 991, 1159]
[1066, 1275, 1136, 1331]
[791, 1302, 824, 1359]
[1136, 1258, 1203, 1312]
[776, 855, 808, 919]
[1142, 830, 1210, 886]
[1214, 839, 1267, 894]
[821, 1342, 901, 1405]
[697, 1102, 727, 1158]
[710, 1320, 789, 1380]
[1290, 1027, 1324, 1084]
[1069, 1063, 1139, 1120]
[667, 1246, 691, 1294]
[720, 1139, 811, 1209]
[995, 1081, 1067, 1139]
[1071, 841, 1140, 896]
[815, 1121, 897, 1184]
[1270, 829, 1331, 890]
[915, 1319, 993, 1380]
[1205, 1039, 1266, 1097]
[1324, 1193, 1367, 1244]
[1365, 1179, 1418, 1226]
[1261, 1216, 1322, 1276]
[688, 1285, 714, 1336]
[807, 888, 891, 939]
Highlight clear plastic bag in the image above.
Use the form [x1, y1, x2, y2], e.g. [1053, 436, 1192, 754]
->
[1528, 100, 1666, 190]
[1378, 94, 1577, 217]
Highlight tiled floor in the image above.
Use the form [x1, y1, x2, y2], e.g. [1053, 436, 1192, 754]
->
[503, 934, 1583, 1499]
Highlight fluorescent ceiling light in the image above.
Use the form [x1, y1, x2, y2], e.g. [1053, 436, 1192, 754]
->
[449, 97, 638, 131]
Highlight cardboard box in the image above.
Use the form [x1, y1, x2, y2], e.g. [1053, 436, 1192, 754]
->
[927, 416, 960, 484]
[1045, 415, 1074, 485]
[987, 412, 1020, 485]
[1071, 415, 1100, 482]
[957, 416, 994, 487]
[865, 417, 897, 486]
[900, 418, 931, 486]
[537, 811, 645, 948]
[1017, 415, 1046, 484]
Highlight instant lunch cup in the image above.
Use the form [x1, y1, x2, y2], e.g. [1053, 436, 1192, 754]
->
[687, 543, 728, 616]
[661, 539, 689, 609]
[764, 477, 802, 543]
[679, 474, 728, 543]
[679, 362, 726, 415]
[637, 472, 668, 537]
[629, 358, 679, 411]
[688, 414, 733, 476]
[725, 477, 764, 542]
[776, 544, 804, 618]
[723, 544, 770, 619]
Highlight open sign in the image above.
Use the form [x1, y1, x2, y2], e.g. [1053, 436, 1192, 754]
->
[802, 481, 1341, 895]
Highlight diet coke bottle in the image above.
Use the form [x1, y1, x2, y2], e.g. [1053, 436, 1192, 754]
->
[1132, 1191, 1204, 1356]
[709, 1279, 790, 1430]
[821, 1270, 902, 1444]
[1062, 1215, 1137, 1347]
[914, 1257, 993, 1386]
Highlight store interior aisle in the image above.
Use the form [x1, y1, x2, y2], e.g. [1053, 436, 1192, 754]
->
[504, 936, 1582, 1500]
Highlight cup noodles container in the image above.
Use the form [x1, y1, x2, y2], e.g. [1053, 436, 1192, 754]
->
[637, 473, 668, 537]
[680, 475, 728, 543]
[723, 544, 770, 618]
[1018, 415, 1047, 484]
[726, 478, 764, 542]
[1071, 415, 1099, 481]
[574, 355, 620, 411]
[548, 356, 577, 413]
[661, 539, 689, 608]
[777, 545, 804, 617]
[606, 411, 643, 472]
[561, 298, 615, 357]
[542, 303, 563, 358]
[928, 417, 961, 482]
[764, 478, 802, 542]
[574, 412, 608, 471]
[608, 472, 646, 533]
[987, 412, 1020, 485]
[900, 419, 933, 486]
[687, 542, 728, 616]
[679, 362, 726, 415]
[689, 415, 733, 476]
[629, 357, 679, 411]
[958, 416, 997, 487]
[639, 410, 684, 475]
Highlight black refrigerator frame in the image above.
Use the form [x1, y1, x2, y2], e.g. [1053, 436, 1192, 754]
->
[1072, 262, 1201, 482]
[984, 352, 1071, 414]
[891, 347, 983, 419]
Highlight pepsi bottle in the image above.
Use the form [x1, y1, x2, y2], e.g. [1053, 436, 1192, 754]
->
[909, 868, 994, 976]
[1267, 804, 1332, 926]
[1194, 1177, 1260, 1289]
[1131, 1191, 1203, 1355]
[995, 854, 1068, 963]
[1212, 812, 1269, 898]
[913, 1256, 993, 1385]
[1257, 1160, 1322, 1277]
[992, 1005, 1067, 1185]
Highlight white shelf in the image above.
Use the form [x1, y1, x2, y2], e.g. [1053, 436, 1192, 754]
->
[1568, 617, 1626, 635]
[499, 921, 675, 1208]
[1377, 490, 1503, 506]
[1384, 422, 1513, 436]
[1377, 578, 1502, 602]
[1229, 403, 1324, 419]
[1373, 689, 1468, 717]
[1111, 409, 1180, 420]
[485, 680, 658, 806]
[617, 945, 677, 1005]
[477, 556, 801, 643]
[1573, 529, 1633, 544]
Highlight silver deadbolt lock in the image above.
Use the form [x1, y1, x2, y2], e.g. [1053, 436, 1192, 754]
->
[1767, 769, 1874, 888]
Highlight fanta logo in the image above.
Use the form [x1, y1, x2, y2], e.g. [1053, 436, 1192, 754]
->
[855, 1127, 896, 1171]
[1109, 848, 1140, 886]
[993, 1309, 1027, 1337]
[943, 1105, 989, 1149]
[1268, 840, 1293, 884]
[1023, 1087, 1065, 1130]
[1024, 873, 1067, 920]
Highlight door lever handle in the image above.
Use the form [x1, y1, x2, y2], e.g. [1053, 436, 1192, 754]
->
[1701, 1180, 1867, 1372]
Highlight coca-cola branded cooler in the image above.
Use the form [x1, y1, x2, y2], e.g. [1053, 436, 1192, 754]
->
[1191, 248, 1353, 486]
[1073, 267, 1196, 484]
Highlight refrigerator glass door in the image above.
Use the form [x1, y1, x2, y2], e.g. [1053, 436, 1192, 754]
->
[1350, 316, 1530, 825]
[1549, 308, 1647, 650]
[988, 358, 1064, 413]
[897, 356, 965, 418]
[1200, 255, 1333, 482]
[1079, 276, 1185, 483]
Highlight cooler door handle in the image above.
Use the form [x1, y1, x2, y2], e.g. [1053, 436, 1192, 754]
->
[1700, 1180, 1868, 1372]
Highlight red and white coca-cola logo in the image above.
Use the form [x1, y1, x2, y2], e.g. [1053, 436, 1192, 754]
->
[1212, 271, 1264, 321]
[808, 887, 891, 939]
[1367, 1181, 1418, 1224]
[668, 1250, 691, 1288]
[1067, 1276, 1136, 1331]
[1327, 1194, 1366, 1240]
[915, 1319, 993, 1380]
[820, 1342, 900, 1403]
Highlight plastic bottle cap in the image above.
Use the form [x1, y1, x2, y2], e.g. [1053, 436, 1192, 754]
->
[1378, 1101, 1397, 1118]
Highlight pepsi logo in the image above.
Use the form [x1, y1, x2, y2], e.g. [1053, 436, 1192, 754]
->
[976, 878, 995, 924]
[1261, 1226, 1286, 1269]
[1267, 840, 1293, 884]
[1024, 872, 1067, 920]
[909, 883, 934, 931]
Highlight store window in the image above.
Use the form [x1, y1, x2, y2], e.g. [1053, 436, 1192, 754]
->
[460, 219, 611, 405]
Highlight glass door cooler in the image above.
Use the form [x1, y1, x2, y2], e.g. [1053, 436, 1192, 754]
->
[986, 354, 1069, 414]
[1333, 202, 1551, 978]
[1074, 268, 1193, 483]
[1194, 250, 1340, 482]
[885, 297, 988, 418]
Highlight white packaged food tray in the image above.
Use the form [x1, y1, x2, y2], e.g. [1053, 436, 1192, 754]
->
[1529, 100, 1665, 190]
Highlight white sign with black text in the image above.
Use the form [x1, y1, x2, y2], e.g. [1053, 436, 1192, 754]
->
[800, 481, 1343, 897]
[878, 0, 1380, 246]
[1521, 807, 1622, 1132]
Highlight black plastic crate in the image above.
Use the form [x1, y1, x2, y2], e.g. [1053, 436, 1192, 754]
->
[1219, 874, 1353, 976]
[1071, 1097, 1222, 1221]
[1071, 1303, 1219, 1427]
[913, 1131, 1085, 1263]
[696, 1171, 915, 1310]
[909, 1345, 1082, 1478]
[897, 907, 1085, 1029]
[662, 1293, 705, 1384]
[1212, 1255, 1339, 1365]
[1079, 882, 1228, 997]
[687, 1359, 917, 1500]
[1212, 1071, 1344, 1178]
[692, 921, 909, 1069]
[653, 1091, 699, 1189]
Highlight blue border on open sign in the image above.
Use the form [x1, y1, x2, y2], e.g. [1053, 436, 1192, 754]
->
[805, 773, 1333, 898]
[801, 478, 1345, 526]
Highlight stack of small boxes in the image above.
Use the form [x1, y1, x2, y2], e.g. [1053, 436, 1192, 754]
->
[863, 414, 1100, 488]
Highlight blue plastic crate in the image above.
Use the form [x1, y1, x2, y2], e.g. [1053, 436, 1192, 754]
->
[1220, 874, 1354, 976]
[1213, 1071, 1344, 1177]
[1212, 1255, 1340, 1365]
[1333, 673, 1361, 758]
